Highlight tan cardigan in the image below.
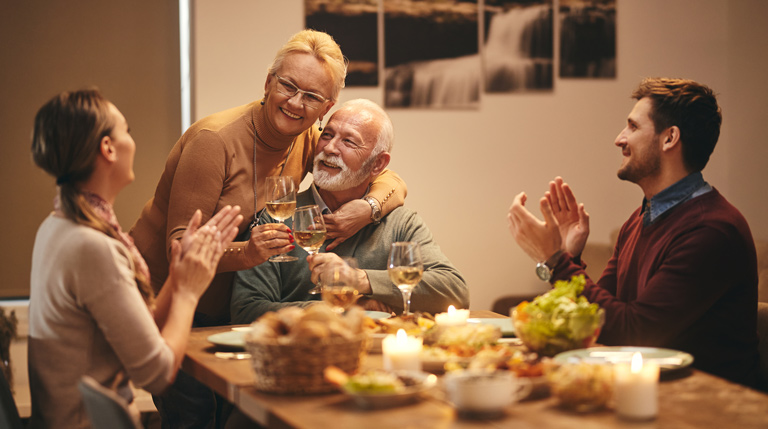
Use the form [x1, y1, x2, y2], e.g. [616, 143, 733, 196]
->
[130, 101, 406, 323]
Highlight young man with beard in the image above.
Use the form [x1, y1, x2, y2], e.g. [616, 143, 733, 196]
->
[507, 78, 760, 387]
[230, 99, 469, 322]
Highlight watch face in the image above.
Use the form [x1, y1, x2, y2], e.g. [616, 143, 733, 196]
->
[536, 263, 551, 281]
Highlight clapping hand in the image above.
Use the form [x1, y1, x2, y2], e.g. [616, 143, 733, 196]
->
[545, 177, 590, 258]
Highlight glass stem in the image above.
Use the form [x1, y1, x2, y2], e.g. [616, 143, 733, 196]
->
[401, 287, 413, 316]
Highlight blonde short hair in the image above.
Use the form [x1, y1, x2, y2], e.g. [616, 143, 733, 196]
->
[268, 29, 347, 100]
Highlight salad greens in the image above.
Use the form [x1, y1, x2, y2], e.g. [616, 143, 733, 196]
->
[514, 275, 604, 356]
[344, 370, 405, 394]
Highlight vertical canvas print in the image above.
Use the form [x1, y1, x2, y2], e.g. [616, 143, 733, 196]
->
[305, 0, 380, 86]
[384, 0, 480, 109]
[559, 0, 616, 78]
[484, 0, 553, 93]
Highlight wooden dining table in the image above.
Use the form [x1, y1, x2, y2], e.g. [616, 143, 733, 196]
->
[183, 310, 768, 428]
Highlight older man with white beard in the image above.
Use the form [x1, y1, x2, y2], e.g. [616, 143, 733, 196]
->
[230, 99, 469, 323]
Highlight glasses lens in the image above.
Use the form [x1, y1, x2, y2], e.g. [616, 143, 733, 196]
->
[275, 75, 325, 109]
[301, 93, 324, 109]
[276, 78, 298, 98]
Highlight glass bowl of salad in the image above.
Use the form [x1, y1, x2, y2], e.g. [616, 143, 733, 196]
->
[512, 275, 604, 357]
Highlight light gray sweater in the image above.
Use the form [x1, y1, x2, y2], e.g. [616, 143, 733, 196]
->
[231, 190, 469, 324]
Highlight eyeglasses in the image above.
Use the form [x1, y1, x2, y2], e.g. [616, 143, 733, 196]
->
[273, 74, 329, 109]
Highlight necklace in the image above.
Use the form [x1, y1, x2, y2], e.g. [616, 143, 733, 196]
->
[250, 113, 295, 230]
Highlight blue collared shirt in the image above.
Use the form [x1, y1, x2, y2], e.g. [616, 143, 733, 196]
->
[641, 172, 712, 225]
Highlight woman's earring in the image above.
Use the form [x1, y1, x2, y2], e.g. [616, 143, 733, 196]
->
[318, 117, 324, 131]
[260, 99, 265, 106]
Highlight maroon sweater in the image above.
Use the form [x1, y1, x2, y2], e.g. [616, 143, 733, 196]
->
[553, 189, 759, 386]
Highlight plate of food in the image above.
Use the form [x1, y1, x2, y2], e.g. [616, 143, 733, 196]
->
[325, 367, 437, 408]
[207, 330, 246, 349]
[553, 346, 694, 371]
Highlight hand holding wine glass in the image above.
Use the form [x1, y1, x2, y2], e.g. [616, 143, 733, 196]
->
[294, 205, 328, 294]
[388, 242, 424, 317]
[265, 176, 297, 262]
[319, 257, 361, 315]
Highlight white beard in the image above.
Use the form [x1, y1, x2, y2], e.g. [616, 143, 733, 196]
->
[313, 153, 373, 191]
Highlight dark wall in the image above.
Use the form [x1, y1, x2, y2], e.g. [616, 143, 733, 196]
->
[0, 1, 181, 297]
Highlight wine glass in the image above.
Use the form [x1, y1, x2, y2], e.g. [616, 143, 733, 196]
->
[265, 176, 297, 262]
[293, 205, 326, 256]
[320, 257, 361, 314]
[294, 205, 327, 294]
[388, 242, 424, 317]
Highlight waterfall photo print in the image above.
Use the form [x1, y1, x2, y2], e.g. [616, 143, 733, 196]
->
[559, 0, 616, 78]
[483, 0, 554, 93]
[305, 0, 380, 86]
[384, 0, 480, 109]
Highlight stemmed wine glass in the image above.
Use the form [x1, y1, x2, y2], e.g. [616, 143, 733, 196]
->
[294, 205, 327, 294]
[387, 242, 424, 317]
[320, 257, 361, 314]
[265, 176, 297, 262]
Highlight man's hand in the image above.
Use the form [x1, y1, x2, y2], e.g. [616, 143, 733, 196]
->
[545, 177, 590, 257]
[323, 199, 370, 251]
[507, 191, 562, 262]
[307, 253, 371, 294]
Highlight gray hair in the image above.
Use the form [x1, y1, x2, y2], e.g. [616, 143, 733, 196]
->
[337, 99, 393, 158]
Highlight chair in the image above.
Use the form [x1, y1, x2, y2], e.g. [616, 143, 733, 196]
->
[0, 363, 22, 429]
[491, 294, 538, 317]
[757, 302, 768, 392]
[78, 375, 141, 429]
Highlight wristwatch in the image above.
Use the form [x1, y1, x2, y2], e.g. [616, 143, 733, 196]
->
[363, 196, 382, 224]
[536, 250, 564, 282]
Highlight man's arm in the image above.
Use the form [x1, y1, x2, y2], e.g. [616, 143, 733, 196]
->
[554, 224, 748, 346]
[230, 259, 314, 324]
[366, 210, 469, 314]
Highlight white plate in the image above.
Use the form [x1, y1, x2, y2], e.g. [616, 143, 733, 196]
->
[467, 318, 515, 337]
[344, 371, 437, 408]
[365, 311, 393, 320]
[207, 330, 246, 349]
[553, 346, 694, 371]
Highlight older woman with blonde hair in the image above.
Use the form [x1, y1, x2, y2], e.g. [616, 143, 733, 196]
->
[131, 29, 406, 326]
[28, 89, 241, 428]
[130, 29, 407, 427]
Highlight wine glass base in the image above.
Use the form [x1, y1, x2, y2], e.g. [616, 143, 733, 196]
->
[269, 255, 298, 262]
[307, 285, 322, 295]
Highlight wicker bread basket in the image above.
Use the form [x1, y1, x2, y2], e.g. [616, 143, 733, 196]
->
[246, 333, 367, 394]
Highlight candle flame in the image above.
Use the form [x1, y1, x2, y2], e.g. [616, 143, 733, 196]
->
[447, 305, 456, 315]
[396, 329, 407, 343]
[630, 352, 643, 373]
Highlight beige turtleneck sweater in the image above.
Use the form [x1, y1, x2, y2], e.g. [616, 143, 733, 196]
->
[130, 101, 406, 323]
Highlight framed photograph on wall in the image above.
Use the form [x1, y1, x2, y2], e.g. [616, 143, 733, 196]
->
[305, 0, 380, 86]
[383, 0, 480, 109]
[483, 0, 554, 93]
[559, 0, 616, 78]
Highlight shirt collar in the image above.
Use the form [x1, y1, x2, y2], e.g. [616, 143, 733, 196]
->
[642, 172, 712, 225]
[309, 183, 332, 215]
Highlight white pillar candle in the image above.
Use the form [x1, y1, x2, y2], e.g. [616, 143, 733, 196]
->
[435, 305, 470, 327]
[382, 329, 423, 371]
[613, 352, 659, 420]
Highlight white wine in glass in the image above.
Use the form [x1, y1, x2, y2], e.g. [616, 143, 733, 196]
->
[293, 205, 326, 256]
[265, 176, 297, 262]
[320, 257, 360, 313]
[387, 242, 424, 316]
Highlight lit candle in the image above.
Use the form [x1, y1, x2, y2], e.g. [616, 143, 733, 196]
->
[382, 329, 423, 371]
[613, 352, 659, 420]
[435, 305, 470, 327]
